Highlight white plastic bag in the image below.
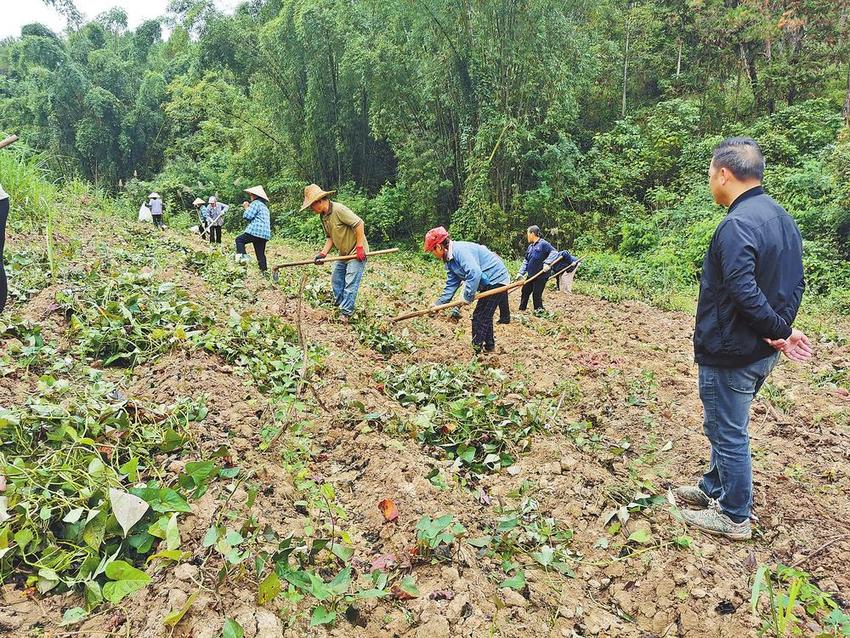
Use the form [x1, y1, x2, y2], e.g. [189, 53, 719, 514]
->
[138, 204, 152, 223]
[557, 264, 578, 294]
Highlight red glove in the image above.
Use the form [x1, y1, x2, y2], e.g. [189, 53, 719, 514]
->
[356, 245, 366, 262]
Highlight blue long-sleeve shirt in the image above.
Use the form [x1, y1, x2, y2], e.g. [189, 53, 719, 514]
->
[518, 238, 558, 277]
[436, 241, 509, 304]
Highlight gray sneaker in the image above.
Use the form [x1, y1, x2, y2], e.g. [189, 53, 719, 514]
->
[667, 485, 712, 509]
[679, 505, 751, 541]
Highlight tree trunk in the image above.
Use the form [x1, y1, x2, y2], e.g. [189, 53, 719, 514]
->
[622, 4, 631, 118]
[676, 40, 682, 78]
[844, 62, 850, 127]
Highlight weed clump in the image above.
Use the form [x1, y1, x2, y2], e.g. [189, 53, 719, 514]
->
[379, 363, 551, 477]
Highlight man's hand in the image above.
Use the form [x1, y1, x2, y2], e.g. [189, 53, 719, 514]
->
[764, 328, 813, 363]
[515, 273, 526, 281]
[356, 245, 366, 262]
[542, 264, 551, 273]
[314, 252, 327, 264]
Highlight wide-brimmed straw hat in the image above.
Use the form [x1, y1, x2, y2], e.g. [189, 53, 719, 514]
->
[299, 183, 335, 212]
[192, 197, 204, 206]
[244, 185, 269, 201]
[149, 192, 160, 199]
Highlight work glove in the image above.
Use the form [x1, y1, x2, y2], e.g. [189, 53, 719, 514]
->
[356, 245, 366, 262]
[542, 263, 551, 273]
[314, 252, 327, 264]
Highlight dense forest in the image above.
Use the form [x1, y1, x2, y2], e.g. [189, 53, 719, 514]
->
[2, 0, 850, 297]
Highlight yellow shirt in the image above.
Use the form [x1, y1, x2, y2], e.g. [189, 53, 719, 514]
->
[320, 201, 369, 256]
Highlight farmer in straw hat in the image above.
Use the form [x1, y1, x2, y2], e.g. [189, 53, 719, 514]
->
[147, 192, 164, 231]
[235, 186, 271, 272]
[300, 183, 369, 324]
[202, 196, 228, 245]
[192, 198, 206, 239]
[423, 226, 509, 354]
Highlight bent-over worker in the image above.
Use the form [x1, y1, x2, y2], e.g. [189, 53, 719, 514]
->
[424, 226, 509, 354]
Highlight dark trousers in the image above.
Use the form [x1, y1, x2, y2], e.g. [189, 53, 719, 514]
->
[235, 233, 268, 271]
[497, 292, 510, 323]
[471, 284, 506, 350]
[0, 198, 7, 314]
[153, 214, 164, 230]
[519, 273, 548, 310]
[209, 226, 221, 244]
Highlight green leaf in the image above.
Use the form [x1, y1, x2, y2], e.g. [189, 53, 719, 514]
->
[163, 592, 198, 626]
[467, 536, 492, 548]
[328, 567, 352, 595]
[102, 560, 152, 603]
[399, 575, 420, 598]
[130, 487, 190, 513]
[457, 445, 475, 463]
[532, 545, 555, 567]
[310, 606, 337, 627]
[14, 528, 34, 551]
[146, 549, 191, 565]
[202, 525, 220, 547]
[751, 565, 769, 613]
[257, 571, 281, 605]
[84, 580, 103, 607]
[330, 543, 354, 563]
[221, 618, 244, 638]
[119, 457, 139, 481]
[165, 513, 181, 550]
[82, 511, 107, 551]
[500, 570, 526, 590]
[627, 528, 652, 544]
[60, 607, 88, 626]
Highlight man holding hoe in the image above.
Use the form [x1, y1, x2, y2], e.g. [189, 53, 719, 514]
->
[301, 184, 369, 324]
[670, 137, 812, 540]
[424, 226, 509, 354]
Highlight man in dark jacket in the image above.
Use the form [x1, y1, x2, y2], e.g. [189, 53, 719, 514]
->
[670, 137, 813, 541]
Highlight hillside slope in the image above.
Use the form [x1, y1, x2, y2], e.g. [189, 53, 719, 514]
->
[1, 211, 849, 638]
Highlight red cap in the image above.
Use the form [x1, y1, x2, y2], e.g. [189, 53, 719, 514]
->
[423, 226, 449, 252]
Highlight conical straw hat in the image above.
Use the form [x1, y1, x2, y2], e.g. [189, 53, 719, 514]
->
[244, 185, 269, 201]
[299, 183, 335, 211]
[192, 198, 204, 206]
[149, 192, 160, 199]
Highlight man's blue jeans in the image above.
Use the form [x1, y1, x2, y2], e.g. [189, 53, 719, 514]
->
[331, 258, 366, 316]
[698, 352, 780, 522]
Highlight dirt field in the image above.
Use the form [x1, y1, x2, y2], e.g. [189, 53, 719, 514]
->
[2, 222, 849, 638]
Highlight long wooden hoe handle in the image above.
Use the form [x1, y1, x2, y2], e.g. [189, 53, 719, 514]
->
[0, 135, 19, 150]
[391, 255, 581, 323]
[274, 248, 399, 270]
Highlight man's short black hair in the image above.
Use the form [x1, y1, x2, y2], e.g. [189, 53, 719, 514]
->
[527, 225, 541, 237]
[712, 137, 765, 181]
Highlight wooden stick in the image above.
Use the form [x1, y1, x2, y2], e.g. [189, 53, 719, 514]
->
[790, 534, 850, 568]
[274, 247, 399, 270]
[391, 255, 581, 323]
[0, 135, 18, 150]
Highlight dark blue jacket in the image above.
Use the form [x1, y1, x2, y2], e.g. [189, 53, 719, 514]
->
[518, 239, 557, 277]
[551, 250, 578, 275]
[694, 187, 804, 368]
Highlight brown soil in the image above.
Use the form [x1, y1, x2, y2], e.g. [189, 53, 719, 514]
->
[3, 228, 849, 638]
